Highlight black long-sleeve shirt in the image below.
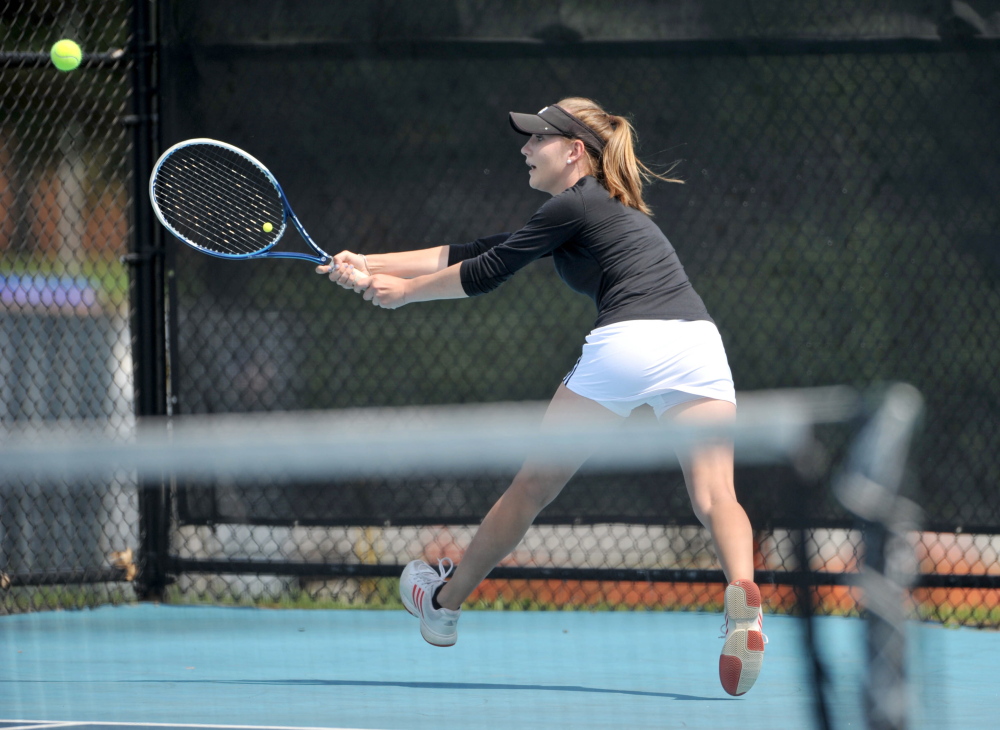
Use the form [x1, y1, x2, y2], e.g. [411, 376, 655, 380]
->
[448, 175, 712, 329]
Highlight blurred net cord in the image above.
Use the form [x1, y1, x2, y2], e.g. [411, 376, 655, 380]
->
[0, 386, 858, 482]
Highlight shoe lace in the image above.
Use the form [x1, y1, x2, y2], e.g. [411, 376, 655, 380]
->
[415, 557, 455, 584]
[435, 557, 455, 580]
[719, 611, 769, 644]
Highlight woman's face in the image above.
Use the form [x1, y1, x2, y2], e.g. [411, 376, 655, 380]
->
[521, 134, 575, 195]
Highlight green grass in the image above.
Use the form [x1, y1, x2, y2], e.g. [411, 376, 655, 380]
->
[916, 601, 1000, 629]
[162, 579, 407, 611]
[1, 585, 135, 615]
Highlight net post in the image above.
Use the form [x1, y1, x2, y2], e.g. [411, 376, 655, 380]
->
[834, 383, 924, 730]
[789, 435, 835, 730]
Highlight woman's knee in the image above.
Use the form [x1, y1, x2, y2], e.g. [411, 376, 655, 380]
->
[681, 442, 738, 524]
[508, 467, 572, 512]
[690, 491, 744, 527]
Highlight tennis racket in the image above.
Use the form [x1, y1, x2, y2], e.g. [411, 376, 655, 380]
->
[149, 138, 333, 264]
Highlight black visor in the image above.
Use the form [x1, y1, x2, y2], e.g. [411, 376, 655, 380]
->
[509, 105, 605, 154]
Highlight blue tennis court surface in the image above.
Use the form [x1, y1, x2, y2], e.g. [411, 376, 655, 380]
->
[2, 604, 995, 729]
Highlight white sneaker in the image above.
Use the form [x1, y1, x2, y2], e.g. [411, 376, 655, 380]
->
[399, 558, 461, 647]
[719, 579, 767, 696]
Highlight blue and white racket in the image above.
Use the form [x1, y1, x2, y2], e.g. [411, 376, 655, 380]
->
[149, 138, 332, 264]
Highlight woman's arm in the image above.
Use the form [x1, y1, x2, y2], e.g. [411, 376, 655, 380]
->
[364, 246, 450, 278]
[359, 264, 467, 310]
[316, 246, 449, 283]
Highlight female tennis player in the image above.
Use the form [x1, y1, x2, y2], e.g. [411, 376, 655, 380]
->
[317, 98, 765, 696]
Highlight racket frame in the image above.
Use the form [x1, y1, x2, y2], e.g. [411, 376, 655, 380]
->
[149, 138, 332, 264]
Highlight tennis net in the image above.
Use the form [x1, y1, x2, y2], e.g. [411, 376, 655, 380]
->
[1, 384, 855, 603]
[1, 383, 914, 610]
[0, 382, 956, 728]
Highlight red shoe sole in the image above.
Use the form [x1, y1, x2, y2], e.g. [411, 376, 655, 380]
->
[720, 629, 765, 696]
[720, 580, 765, 696]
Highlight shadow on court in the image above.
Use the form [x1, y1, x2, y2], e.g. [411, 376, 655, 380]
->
[125, 677, 729, 701]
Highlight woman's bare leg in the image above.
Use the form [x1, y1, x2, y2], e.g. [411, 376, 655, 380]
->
[670, 398, 765, 695]
[667, 398, 754, 583]
[436, 384, 623, 609]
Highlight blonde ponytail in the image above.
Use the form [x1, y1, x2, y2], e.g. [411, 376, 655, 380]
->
[556, 98, 681, 215]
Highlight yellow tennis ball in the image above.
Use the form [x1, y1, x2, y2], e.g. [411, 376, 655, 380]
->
[50, 39, 82, 72]
[262, 222, 273, 233]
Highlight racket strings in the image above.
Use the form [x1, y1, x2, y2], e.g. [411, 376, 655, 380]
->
[156, 170, 276, 254]
[156, 148, 280, 253]
[153, 144, 285, 256]
[160, 171, 272, 254]
[159, 146, 280, 240]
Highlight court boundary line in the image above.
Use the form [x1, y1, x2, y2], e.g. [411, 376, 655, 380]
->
[0, 722, 378, 730]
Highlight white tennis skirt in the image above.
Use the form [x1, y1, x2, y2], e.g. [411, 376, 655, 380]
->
[563, 319, 736, 418]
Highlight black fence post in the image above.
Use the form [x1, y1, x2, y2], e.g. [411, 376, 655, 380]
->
[127, 0, 170, 600]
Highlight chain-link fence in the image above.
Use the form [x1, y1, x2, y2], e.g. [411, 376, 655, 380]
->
[3, 1, 999, 628]
[159, 2, 1000, 626]
[0, 1, 137, 613]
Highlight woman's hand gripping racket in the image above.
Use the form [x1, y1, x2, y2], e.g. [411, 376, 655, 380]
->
[150, 139, 365, 274]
